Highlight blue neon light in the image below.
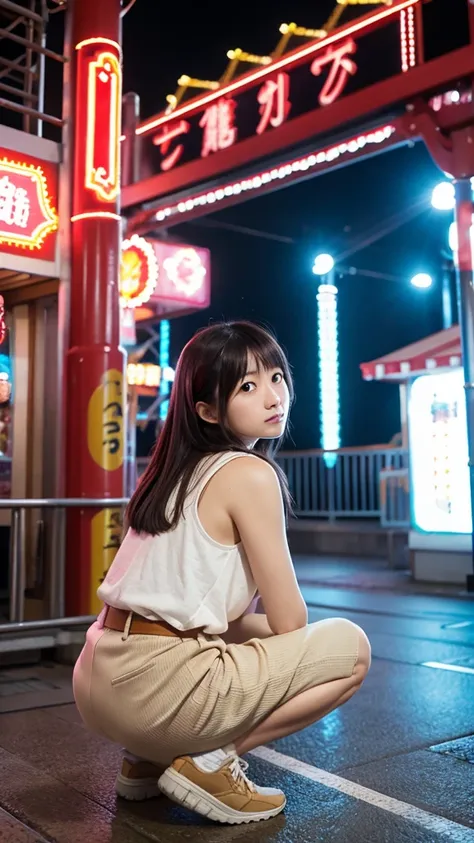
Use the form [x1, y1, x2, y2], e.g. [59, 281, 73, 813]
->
[316, 284, 341, 468]
[159, 320, 170, 420]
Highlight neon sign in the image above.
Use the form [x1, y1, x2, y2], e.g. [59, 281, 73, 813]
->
[84, 50, 121, 202]
[127, 363, 161, 388]
[199, 99, 237, 157]
[150, 242, 211, 307]
[0, 153, 58, 255]
[120, 234, 158, 308]
[162, 247, 207, 298]
[256, 73, 291, 135]
[139, 1, 419, 175]
[310, 39, 357, 107]
[74, 39, 122, 211]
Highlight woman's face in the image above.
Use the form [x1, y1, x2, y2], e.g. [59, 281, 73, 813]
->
[225, 354, 290, 447]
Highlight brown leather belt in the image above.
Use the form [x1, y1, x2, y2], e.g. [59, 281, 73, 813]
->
[104, 606, 201, 638]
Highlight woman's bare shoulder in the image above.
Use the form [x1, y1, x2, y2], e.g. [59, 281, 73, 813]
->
[212, 455, 279, 497]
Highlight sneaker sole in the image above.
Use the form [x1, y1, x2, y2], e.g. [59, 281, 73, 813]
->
[115, 773, 160, 801]
[157, 768, 286, 825]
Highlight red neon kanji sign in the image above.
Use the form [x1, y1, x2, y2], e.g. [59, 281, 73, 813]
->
[310, 39, 358, 106]
[200, 99, 237, 157]
[153, 120, 190, 171]
[256, 73, 291, 135]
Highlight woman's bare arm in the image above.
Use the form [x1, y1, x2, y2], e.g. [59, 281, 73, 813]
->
[223, 457, 308, 635]
[222, 612, 274, 644]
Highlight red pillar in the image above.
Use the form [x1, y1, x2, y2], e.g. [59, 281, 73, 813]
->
[65, 0, 125, 616]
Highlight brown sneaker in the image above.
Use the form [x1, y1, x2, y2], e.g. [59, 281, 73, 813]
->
[115, 754, 164, 801]
[157, 753, 286, 824]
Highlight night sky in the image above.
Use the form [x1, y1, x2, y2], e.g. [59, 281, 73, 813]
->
[120, 0, 468, 453]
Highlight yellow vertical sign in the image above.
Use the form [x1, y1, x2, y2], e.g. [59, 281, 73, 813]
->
[90, 507, 123, 614]
[88, 368, 124, 470]
[87, 367, 125, 613]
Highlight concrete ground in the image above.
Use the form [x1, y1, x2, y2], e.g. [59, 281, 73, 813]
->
[0, 555, 473, 842]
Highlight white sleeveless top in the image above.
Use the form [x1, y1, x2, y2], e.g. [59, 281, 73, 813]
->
[97, 452, 258, 635]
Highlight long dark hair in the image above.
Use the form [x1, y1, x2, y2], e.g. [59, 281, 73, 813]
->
[127, 321, 294, 535]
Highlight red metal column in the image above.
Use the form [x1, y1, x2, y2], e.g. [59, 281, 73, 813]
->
[65, 0, 125, 616]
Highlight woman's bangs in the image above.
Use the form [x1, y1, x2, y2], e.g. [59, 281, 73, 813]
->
[231, 326, 292, 389]
[215, 322, 293, 405]
[247, 330, 293, 392]
[253, 340, 288, 376]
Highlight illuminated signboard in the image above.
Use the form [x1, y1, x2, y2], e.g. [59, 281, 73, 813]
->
[152, 242, 210, 307]
[409, 370, 472, 535]
[127, 363, 161, 388]
[120, 237, 211, 315]
[0, 150, 58, 260]
[139, 2, 419, 177]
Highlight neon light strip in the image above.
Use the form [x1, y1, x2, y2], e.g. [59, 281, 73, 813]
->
[85, 51, 122, 202]
[151, 125, 395, 225]
[400, 10, 408, 72]
[137, 0, 420, 136]
[76, 37, 121, 54]
[400, 7, 417, 72]
[71, 211, 121, 221]
[407, 7, 416, 68]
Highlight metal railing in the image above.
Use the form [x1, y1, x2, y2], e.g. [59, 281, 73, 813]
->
[138, 446, 410, 523]
[0, 0, 66, 135]
[277, 447, 409, 521]
[2, 498, 128, 632]
[1, 449, 410, 641]
[379, 467, 410, 528]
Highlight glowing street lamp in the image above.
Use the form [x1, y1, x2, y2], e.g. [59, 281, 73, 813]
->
[410, 272, 433, 290]
[431, 181, 455, 212]
[313, 253, 335, 276]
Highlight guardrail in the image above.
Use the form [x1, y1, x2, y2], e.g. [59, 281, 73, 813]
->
[277, 447, 409, 520]
[379, 467, 410, 528]
[1, 449, 410, 642]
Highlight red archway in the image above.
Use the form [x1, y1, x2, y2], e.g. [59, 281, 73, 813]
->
[119, 0, 474, 589]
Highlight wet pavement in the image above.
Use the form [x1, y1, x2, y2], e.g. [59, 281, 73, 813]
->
[0, 556, 473, 842]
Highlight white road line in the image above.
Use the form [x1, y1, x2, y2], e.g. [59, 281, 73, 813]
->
[422, 661, 474, 675]
[251, 746, 474, 842]
[444, 621, 474, 629]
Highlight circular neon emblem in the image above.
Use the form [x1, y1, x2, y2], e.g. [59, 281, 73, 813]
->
[163, 247, 206, 297]
[120, 235, 158, 308]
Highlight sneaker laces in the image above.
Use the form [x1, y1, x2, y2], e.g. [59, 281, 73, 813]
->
[227, 755, 257, 793]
